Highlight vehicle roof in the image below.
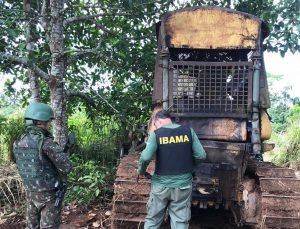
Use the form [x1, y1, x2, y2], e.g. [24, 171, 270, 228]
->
[156, 6, 270, 49]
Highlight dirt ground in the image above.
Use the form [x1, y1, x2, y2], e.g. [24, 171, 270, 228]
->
[0, 207, 252, 229]
[0, 164, 112, 229]
[0, 202, 112, 229]
[60, 202, 112, 229]
[1, 161, 299, 229]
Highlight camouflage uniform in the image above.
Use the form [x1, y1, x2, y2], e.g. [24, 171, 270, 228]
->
[14, 126, 72, 229]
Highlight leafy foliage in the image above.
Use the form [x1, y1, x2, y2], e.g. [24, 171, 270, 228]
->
[267, 73, 294, 133]
[1, 0, 299, 129]
[68, 108, 119, 143]
[68, 108, 123, 160]
[0, 107, 119, 208]
[0, 111, 25, 162]
[65, 155, 115, 205]
[265, 72, 300, 168]
[269, 105, 300, 168]
[63, 110, 119, 204]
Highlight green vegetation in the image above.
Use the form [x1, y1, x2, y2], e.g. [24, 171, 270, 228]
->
[266, 73, 300, 169]
[0, 0, 299, 144]
[68, 108, 121, 160]
[0, 110, 25, 162]
[267, 73, 293, 133]
[268, 105, 300, 169]
[0, 108, 121, 207]
[65, 109, 120, 205]
[65, 154, 115, 205]
[0, 0, 299, 218]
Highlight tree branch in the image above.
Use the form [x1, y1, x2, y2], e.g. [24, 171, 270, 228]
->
[66, 90, 120, 115]
[64, 13, 130, 26]
[87, 18, 117, 36]
[39, 0, 49, 30]
[0, 53, 50, 81]
[66, 91, 97, 108]
[66, 48, 121, 66]
[66, 90, 147, 135]
[65, 48, 103, 64]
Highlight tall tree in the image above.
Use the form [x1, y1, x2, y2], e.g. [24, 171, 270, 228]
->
[0, 0, 299, 145]
[24, 0, 40, 102]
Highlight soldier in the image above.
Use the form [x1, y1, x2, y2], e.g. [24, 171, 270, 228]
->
[13, 102, 72, 229]
[138, 110, 206, 229]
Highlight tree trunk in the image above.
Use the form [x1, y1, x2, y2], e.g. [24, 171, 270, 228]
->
[29, 70, 41, 102]
[49, 0, 67, 145]
[24, 0, 41, 102]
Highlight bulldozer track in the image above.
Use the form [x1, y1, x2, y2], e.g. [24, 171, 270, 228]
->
[111, 153, 300, 228]
[253, 162, 300, 229]
[111, 153, 151, 229]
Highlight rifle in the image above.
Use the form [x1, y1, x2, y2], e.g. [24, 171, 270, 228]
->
[54, 182, 67, 208]
[64, 132, 75, 153]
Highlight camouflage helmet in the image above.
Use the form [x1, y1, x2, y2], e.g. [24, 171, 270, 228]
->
[24, 102, 54, 122]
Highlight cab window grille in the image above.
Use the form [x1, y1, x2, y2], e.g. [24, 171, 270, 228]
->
[169, 61, 252, 116]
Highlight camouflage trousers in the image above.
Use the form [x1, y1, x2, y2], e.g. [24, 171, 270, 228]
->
[25, 190, 62, 229]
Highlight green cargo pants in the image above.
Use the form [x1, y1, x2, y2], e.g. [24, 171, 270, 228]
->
[144, 184, 192, 229]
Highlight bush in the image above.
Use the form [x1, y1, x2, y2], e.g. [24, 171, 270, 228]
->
[269, 105, 300, 168]
[0, 107, 121, 206]
[65, 110, 121, 204]
[64, 154, 116, 205]
[0, 111, 25, 163]
[68, 109, 121, 161]
[68, 109, 120, 145]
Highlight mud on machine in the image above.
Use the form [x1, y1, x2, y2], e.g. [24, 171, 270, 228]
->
[111, 6, 300, 229]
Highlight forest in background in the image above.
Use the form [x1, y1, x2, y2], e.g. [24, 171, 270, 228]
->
[1, 72, 300, 213]
[0, 0, 299, 223]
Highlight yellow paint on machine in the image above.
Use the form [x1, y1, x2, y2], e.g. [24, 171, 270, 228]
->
[165, 9, 260, 49]
[159, 135, 190, 144]
[260, 110, 272, 140]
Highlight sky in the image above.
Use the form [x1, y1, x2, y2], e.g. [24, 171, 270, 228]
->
[264, 51, 300, 98]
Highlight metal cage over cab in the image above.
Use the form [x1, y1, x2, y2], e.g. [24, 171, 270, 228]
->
[152, 6, 270, 118]
[169, 61, 253, 118]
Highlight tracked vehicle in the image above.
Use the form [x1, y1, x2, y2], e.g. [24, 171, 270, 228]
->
[111, 6, 300, 228]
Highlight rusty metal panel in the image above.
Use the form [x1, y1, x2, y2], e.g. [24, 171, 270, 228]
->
[193, 152, 244, 201]
[113, 200, 148, 214]
[169, 61, 253, 117]
[114, 179, 151, 196]
[177, 117, 247, 141]
[163, 7, 261, 49]
[152, 28, 164, 104]
[260, 178, 300, 194]
[263, 216, 300, 229]
[200, 140, 246, 164]
[261, 195, 300, 217]
[194, 162, 243, 202]
[256, 167, 296, 178]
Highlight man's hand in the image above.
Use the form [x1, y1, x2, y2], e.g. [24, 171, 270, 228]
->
[144, 171, 152, 179]
[136, 171, 152, 182]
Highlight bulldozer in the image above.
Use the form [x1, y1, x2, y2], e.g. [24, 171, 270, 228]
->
[111, 6, 300, 228]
